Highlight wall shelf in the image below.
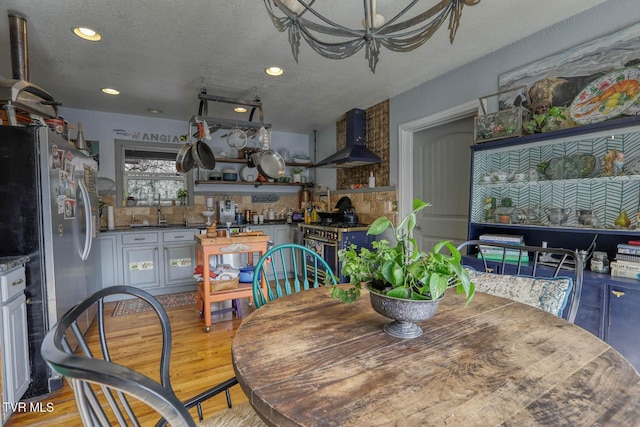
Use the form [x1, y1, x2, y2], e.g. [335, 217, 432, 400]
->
[195, 180, 314, 188]
[212, 158, 314, 168]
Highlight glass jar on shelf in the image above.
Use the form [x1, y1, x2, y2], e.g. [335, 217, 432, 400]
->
[590, 251, 609, 274]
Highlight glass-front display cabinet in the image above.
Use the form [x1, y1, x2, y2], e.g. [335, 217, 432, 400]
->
[468, 115, 640, 258]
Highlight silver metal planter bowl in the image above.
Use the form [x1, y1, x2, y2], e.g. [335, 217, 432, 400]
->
[367, 284, 441, 339]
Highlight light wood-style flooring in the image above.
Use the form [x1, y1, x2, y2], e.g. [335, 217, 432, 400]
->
[6, 299, 251, 426]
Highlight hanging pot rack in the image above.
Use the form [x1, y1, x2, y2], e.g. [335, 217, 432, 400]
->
[191, 89, 272, 137]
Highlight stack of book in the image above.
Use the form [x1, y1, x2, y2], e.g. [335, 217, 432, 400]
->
[611, 241, 640, 279]
[478, 234, 529, 262]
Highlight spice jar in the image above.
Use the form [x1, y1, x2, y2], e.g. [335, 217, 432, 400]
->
[590, 251, 609, 273]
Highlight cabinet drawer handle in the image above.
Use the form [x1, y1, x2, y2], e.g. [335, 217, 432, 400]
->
[134, 238, 146, 241]
[612, 290, 625, 298]
[12, 278, 24, 286]
[173, 235, 185, 239]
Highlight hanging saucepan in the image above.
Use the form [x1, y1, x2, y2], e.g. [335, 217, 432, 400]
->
[176, 143, 195, 173]
[192, 140, 216, 170]
[252, 150, 285, 179]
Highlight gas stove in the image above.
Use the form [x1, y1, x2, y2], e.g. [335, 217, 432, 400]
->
[299, 222, 370, 240]
[299, 222, 374, 282]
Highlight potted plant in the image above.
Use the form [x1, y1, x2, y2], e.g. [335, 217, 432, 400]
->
[291, 167, 305, 183]
[524, 106, 571, 134]
[331, 199, 475, 338]
[177, 189, 188, 206]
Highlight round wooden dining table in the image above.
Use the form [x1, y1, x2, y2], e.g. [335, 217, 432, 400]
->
[232, 286, 640, 426]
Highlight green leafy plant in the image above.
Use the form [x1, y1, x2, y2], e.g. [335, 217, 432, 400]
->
[291, 167, 306, 174]
[524, 106, 569, 134]
[177, 189, 188, 205]
[331, 199, 475, 304]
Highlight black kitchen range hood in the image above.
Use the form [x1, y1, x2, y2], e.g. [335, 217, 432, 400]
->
[315, 108, 382, 168]
[0, 14, 58, 125]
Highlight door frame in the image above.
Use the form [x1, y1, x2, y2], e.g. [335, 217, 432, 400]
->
[398, 100, 478, 219]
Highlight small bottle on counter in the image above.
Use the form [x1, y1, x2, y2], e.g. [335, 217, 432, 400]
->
[286, 209, 292, 224]
[368, 172, 376, 188]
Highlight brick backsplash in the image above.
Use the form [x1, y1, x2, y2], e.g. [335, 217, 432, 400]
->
[99, 190, 398, 228]
[99, 194, 301, 228]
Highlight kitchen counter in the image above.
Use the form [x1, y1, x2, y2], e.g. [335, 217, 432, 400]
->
[0, 255, 31, 272]
[99, 221, 297, 233]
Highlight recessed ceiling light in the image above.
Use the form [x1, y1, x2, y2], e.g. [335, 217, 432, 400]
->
[101, 88, 120, 95]
[148, 108, 163, 114]
[234, 107, 248, 113]
[73, 27, 102, 42]
[265, 66, 284, 76]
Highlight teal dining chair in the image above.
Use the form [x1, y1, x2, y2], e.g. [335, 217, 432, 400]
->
[252, 243, 337, 308]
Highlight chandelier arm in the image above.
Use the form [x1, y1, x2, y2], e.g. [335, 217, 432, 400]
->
[272, 0, 362, 37]
[373, 6, 451, 41]
[373, 0, 426, 30]
[366, 38, 381, 73]
[299, 30, 367, 60]
[287, 25, 302, 63]
[379, 20, 444, 52]
[448, 0, 466, 42]
[264, 0, 294, 32]
[377, 0, 454, 35]
[296, 24, 368, 57]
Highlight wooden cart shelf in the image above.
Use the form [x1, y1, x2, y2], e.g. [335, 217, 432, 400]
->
[194, 234, 270, 332]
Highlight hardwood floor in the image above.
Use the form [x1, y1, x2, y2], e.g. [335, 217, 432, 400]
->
[6, 299, 252, 426]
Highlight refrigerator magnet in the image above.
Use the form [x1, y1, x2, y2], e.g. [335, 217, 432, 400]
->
[64, 199, 76, 219]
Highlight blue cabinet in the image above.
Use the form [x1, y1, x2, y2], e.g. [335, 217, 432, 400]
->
[604, 279, 640, 370]
[466, 115, 640, 372]
[574, 278, 605, 339]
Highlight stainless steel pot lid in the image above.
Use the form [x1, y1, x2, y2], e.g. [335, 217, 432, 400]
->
[255, 150, 286, 179]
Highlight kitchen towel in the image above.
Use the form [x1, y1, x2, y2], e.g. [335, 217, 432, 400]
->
[107, 206, 115, 230]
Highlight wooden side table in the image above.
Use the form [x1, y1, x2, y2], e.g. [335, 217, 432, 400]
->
[194, 234, 269, 332]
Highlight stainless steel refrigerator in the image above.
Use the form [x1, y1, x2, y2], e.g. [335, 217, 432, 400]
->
[0, 124, 101, 398]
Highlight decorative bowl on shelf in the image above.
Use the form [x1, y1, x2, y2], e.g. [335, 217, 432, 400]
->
[292, 155, 310, 164]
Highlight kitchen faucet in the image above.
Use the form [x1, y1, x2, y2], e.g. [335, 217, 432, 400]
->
[158, 205, 167, 225]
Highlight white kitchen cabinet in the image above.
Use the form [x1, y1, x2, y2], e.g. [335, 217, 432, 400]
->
[0, 265, 29, 425]
[101, 229, 198, 295]
[99, 234, 120, 288]
[121, 232, 161, 289]
[162, 230, 196, 286]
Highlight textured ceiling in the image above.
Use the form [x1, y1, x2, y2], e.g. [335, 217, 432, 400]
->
[0, 0, 607, 133]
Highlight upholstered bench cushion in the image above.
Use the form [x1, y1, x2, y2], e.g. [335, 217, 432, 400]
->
[465, 269, 573, 317]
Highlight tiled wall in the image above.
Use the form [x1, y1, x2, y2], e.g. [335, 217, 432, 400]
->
[332, 189, 398, 225]
[99, 194, 301, 228]
[100, 189, 398, 228]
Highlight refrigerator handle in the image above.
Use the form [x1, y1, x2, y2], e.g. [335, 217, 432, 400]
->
[78, 180, 93, 261]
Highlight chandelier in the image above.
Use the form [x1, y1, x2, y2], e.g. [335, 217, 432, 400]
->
[264, 0, 480, 73]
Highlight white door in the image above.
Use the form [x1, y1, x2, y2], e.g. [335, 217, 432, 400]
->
[412, 117, 474, 249]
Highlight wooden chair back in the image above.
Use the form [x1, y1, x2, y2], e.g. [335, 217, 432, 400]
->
[252, 243, 337, 308]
